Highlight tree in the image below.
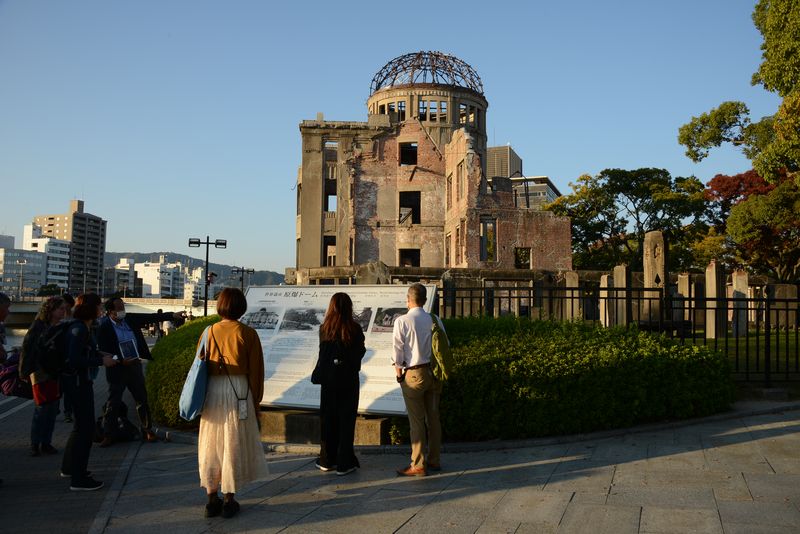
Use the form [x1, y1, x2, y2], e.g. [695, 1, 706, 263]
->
[678, 0, 800, 181]
[726, 180, 800, 282]
[704, 169, 776, 228]
[546, 168, 707, 271]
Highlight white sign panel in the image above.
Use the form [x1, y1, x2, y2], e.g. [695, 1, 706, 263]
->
[243, 285, 436, 415]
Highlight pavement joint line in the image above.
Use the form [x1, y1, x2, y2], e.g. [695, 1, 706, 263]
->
[0, 395, 24, 407]
[0, 399, 32, 420]
[152, 400, 800, 456]
[88, 439, 143, 534]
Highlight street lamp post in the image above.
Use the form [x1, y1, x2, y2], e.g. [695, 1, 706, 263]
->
[231, 266, 255, 293]
[188, 236, 227, 316]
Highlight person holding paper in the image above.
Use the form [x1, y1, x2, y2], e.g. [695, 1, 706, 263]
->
[97, 297, 182, 446]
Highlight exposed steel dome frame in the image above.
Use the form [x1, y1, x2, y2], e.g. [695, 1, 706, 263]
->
[370, 51, 484, 96]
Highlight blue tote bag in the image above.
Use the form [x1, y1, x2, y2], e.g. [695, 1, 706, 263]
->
[179, 326, 211, 421]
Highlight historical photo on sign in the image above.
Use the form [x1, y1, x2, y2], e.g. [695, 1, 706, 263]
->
[279, 307, 326, 332]
[371, 307, 407, 333]
[241, 307, 282, 330]
[354, 307, 373, 332]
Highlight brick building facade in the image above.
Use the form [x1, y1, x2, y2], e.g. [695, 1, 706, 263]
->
[293, 51, 571, 281]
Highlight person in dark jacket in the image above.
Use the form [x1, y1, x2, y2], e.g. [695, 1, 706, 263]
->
[61, 293, 117, 491]
[312, 292, 366, 476]
[97, 297, 183, 445]
[22, 296, 67, 457]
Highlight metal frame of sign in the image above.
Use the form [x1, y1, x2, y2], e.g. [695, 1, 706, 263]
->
[244, 284, 437, 415]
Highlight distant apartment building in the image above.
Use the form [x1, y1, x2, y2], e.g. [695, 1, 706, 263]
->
[0, 246, 47, 298]
[507, 176, 562, 210]
[23, 224, 71, 290]
[486, 145, 523, 180]
[135, 255, 187, 299]
[104, 258, 142, 297]
[33, 200, 107, 295]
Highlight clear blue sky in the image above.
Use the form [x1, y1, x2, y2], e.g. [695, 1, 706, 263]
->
[0, 1, 779, 273]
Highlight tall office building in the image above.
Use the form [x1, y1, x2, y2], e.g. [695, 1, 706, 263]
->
[486, 145, 523, 179]
[33, 200, 107, 295]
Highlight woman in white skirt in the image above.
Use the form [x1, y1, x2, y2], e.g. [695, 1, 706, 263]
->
[197, 287, 268, 519]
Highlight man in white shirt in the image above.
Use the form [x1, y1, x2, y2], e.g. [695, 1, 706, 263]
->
[392, 283, 441, 476]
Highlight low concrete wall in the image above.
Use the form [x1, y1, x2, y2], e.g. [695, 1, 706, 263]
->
[258, 409, 391, 445]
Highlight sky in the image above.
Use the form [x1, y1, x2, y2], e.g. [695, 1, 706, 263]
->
[0, 1, 781, 273]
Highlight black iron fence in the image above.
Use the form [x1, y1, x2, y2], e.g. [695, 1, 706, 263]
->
[435, 284, 800, 385]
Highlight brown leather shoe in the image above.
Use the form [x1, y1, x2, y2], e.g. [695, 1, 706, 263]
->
[143, 430, 159, 443]
[397, 465, 427, 477]
[98, 437, 114, 448]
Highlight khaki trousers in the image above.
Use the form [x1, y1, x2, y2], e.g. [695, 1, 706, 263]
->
[400, 366, 441, 469]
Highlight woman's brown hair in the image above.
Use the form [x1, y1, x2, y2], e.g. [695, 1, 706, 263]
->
[319, 292, 360, 345]
[35, 296, 65, 323]
[73, 293, 102, 321]
[216, 287, 248, 320]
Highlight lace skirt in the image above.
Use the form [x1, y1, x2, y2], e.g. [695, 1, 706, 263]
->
[198, 375, 268, 493]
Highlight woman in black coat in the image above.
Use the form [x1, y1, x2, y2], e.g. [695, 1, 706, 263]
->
[312, 292, 366, 476]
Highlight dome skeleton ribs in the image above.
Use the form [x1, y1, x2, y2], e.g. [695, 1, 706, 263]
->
[370, 51, 484, 96]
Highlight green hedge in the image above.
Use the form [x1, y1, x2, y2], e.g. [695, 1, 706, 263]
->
[145, 315, 736, 440]
[438, 318, 736, 440]
[145, 315, 219, 429]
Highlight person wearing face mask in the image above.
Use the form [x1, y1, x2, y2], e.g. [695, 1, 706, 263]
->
[97, 297, 183, 446]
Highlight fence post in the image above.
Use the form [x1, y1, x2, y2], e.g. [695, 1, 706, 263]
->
[765, 290, 771, 388]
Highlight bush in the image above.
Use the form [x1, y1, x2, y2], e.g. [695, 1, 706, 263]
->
[145, 315, 219, 428]
[147, 315, 736, 441]
[438, 318, 736, 441]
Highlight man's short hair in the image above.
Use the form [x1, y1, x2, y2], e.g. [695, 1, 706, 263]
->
[104, 297, 123, 312]
[407, 283, 427, 306]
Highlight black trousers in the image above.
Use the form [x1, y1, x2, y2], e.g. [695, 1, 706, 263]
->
[61, 380, 95, 482]
[103, 363, 152, 435]
[319, 373, 360, 471]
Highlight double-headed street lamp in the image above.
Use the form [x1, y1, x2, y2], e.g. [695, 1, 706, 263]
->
[188, 236, 227, 316]
[231, 266, 255, 293]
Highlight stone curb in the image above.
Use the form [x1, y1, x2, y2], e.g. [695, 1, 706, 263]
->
[151, 400, 800, 455]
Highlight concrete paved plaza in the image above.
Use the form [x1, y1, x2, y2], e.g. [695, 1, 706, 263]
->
[3, 377, 800, 533]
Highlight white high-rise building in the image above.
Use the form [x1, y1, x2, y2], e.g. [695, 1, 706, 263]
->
[135, 255, 187, 299]
[23, 224, 71, 290]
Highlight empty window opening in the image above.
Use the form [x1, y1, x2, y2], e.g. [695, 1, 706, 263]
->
[445, 233, 451, 266]
[480, 217, 497, 262]
[446, 174, 452, 210]
[455, 226, 462, 264]
[323, 237, 336, 267]
[397, 100, 406, 121]
[429, 101, 437, 122]
[324, 173, 337, 212]
[400, 142, 418, 166]
[456, 162, 465, 200]
[379, 104, 386, 114]
[468, 106, 476, 125]
[399, 248, 420, 267]
[514, 248, 531, 269]
[418, 100, 427, 121]
[440, 101, 447, 122]
[399, 191, 421, 224]
[459, 103, 468, 124]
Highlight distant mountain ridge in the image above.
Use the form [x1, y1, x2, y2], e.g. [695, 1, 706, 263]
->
[104, 251, 285, 286]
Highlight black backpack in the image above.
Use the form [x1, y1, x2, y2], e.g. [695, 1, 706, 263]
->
[36, 321, 72, 377]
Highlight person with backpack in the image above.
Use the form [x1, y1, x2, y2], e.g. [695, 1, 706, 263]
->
[391, 283, 442, 477]
[21, 297, 68, 457]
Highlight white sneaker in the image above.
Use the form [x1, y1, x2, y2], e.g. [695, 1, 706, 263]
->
[336, 466, 357, 476]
